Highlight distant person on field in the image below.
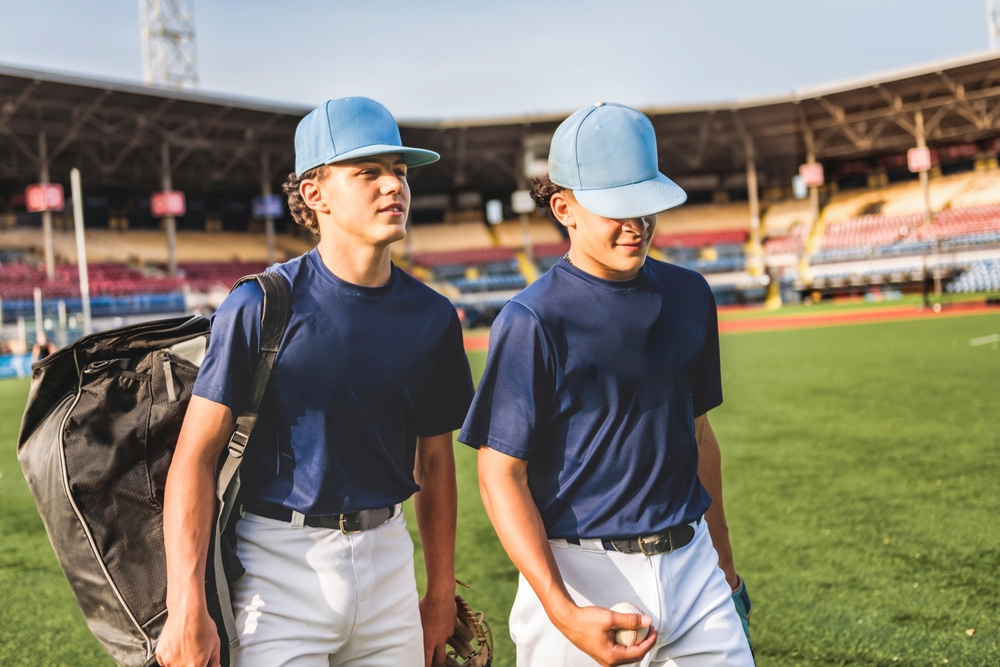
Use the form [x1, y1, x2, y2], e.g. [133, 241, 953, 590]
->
[31, 332, 56, 363]
[460, 103, 755, 666]
[156, 97, 474, 667]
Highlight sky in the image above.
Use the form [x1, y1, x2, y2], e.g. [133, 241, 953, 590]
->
[0, 0, 992, 120]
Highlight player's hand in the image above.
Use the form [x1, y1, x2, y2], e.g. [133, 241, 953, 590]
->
[732, 576, 753, 654]
[552, 604, 657, 667]
[419, 593, 457, 666]
[155, 603, 220, 667]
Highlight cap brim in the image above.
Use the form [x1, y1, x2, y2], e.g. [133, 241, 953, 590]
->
[573, 172, 687, 219]
[324, 144, 440, 168]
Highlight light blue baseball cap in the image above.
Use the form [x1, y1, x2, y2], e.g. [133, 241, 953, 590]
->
[548, 102, 686, 219]
[294, 97, 440, 177]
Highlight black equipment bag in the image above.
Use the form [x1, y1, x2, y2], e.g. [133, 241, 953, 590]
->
[17, 273, 291, 667]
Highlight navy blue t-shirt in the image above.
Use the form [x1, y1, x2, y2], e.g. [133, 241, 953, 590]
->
[193, 248, 474, 515]
[459, 258, 722, 540]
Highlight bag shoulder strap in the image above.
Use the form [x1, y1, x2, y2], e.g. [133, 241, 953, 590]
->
[225, 272, 293, 454]
[211, 271, 292, 650]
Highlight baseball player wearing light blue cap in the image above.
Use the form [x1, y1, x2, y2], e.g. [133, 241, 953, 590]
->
[157, 97, 474, 667]
[461, 102, 755, 666]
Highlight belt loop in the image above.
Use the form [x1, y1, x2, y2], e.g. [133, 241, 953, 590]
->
[580, 538, 605, 553]
[289, 511, 305, 529]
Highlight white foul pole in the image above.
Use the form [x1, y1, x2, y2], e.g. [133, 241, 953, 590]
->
[71, 168, 92, 335]
[989, 0, 1000, 50]
[33, 287, 43, 341]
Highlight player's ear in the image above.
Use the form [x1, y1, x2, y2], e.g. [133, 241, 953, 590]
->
[550, 190, 576, 231]
[300, 176, 331, 215]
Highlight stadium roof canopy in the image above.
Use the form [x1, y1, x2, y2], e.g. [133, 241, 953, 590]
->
[2, 50, 1000, 198]
[0, 63, 307, 194]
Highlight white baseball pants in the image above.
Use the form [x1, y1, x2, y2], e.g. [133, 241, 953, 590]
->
[509, 519, 754, 666]
[228, 509, 424, 667]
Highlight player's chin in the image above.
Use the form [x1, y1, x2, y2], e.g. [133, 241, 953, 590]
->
[612, 245, 648, 267]
[375, 222, 407, 245]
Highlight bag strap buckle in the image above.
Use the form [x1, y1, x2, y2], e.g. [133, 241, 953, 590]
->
[228, 427, 251, 457]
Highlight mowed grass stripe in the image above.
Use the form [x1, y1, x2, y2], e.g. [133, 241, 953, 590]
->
[2, 312, 999, 666]
[713, 314, 1000, 667]
[0, 377, 111, 665]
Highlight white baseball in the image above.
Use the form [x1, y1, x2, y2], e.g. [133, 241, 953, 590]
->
[610, 602, 650, 647]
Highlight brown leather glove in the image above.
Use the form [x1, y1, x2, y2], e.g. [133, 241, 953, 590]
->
[445, 581, 493, 667]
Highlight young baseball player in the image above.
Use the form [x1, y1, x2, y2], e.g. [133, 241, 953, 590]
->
[156, 97, 474, 667]
[460, 102, 755, 667]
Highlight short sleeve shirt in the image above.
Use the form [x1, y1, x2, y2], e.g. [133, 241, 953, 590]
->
[459, 258, 721, 539]
[194, 248, 474, 515]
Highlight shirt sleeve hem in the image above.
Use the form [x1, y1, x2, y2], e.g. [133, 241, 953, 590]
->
[693, 397, 723, 418]
[192, 383, 234, 411]
[457, 432, 531, 460]
[417, 413, 470, 439]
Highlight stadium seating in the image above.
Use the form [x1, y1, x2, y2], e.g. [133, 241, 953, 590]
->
[655, 203, 751, 234]
[401, 222, 496, 254]
[0, 228, 316, 264]
[948, 170, 1000, 208]
[532, 241, 571, 258]
[878, 172, 978, 216]
[0, 259, 285, 305]
[807, 213, 923, 264]
[492, 217, 565, 248]
[764, 222, 810, 255]
[948, 259, 1000, 293]
[452, 273, 527, 294]
[176, 261, 269, 292]
[819, 171, 982, 222]
[911, 203, 1000, 243]
[0, 262, 184, 300]
[530, 241, 571, 271]
[413, 247, 516, 268]
[652, 229, 748, 249]
[763, 199, 811, 235]
[807, 203, 1000, 264]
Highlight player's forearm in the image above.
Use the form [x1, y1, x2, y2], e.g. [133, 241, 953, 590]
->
[695, 415, 739, 588]
[163, 398, 232, 611]
[163, 455, 216, 610]
[413, 433, 457, 601]
[477, 447, 576, 626]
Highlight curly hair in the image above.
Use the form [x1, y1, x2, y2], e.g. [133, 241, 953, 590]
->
[281, 165, 330, 235]
[530, 175, 566, 215]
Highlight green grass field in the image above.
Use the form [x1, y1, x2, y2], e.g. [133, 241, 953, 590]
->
[2, 310, 999, 666]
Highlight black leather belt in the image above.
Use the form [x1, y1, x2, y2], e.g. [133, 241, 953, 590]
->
[242, 502, 397, 535]
[567, 519, 700, 555]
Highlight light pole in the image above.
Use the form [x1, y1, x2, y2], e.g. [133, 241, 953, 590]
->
[71, 168, 92, 335]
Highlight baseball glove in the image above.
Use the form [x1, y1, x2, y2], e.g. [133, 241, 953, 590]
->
[445, 581, 493, 667]
[732, 577, 754, 662]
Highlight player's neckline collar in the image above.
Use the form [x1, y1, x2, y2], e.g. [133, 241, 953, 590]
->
[556, 257, 647, 291]
[308, 247, 398, 297]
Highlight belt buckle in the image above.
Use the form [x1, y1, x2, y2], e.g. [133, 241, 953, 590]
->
[339, 514, 362, 535]
[638, 530, 673, 556]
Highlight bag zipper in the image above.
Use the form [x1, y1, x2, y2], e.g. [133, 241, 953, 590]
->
[161, 352, 177, 403]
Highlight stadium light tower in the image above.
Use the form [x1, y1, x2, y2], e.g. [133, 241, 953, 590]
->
[139, 0, 199, 89]
[988, 0, 1000, 50]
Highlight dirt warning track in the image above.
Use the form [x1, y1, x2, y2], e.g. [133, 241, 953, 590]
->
[463, 301, 1000, 350]
[718, 301, 998, 334]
